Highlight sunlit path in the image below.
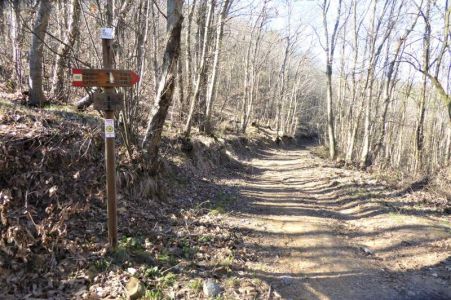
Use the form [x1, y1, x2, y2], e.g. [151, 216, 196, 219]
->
[228, 148, 451, 300]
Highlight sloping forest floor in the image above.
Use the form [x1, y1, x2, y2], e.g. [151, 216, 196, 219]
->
[0, 96, 450, 299]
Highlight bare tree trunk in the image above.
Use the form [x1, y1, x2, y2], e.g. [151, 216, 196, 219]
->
[242, 2, 268, 133]
[142, 0, 183, 174]
[243, 70, 258, 133]
[0, 1, 4, 37]
[408, 1, 450, 125]
[176, 59, 185, 121]
[285, 60, 303, 135]
[111, 0, 133, 68]
[205, 0, 232, 133]
[359, 0, 397, 168]
[325, 67, 335, 158]
[105, 0, 113, 29]
[136, 0, 150, 95]
[321, 0, 343, 159]
[371, 11, 419, 160]
[394, 82, 411, 168]
[241, 33, 253, 133]
[55, 0, 64, 41]
[290, 91, 299, 136]
[445, 127, 451, 164]
[50, 0, 81, 101]
[150, 1, 160, 96]
[285, 84, 296, 135]
[414, 0, 431, 173]
[275, 36, 290, 137]
[345, 0, 361, 164]
[184, 0, 197, 119]
[336, 19, 347, 150]
[184, 0, 214, 136]
[29, 0, 52, 106]
[10, 0, 22, 89]
[121, 0, 151, 150]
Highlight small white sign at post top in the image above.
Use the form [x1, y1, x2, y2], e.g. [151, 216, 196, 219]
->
[101, 28, 114, 40]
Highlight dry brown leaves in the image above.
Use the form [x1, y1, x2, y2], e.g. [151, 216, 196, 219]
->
[0, 101, 106, 296]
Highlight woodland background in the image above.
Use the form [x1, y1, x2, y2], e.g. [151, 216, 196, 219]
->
[0, 0, 449, 176]
[0, 0, 450, 298]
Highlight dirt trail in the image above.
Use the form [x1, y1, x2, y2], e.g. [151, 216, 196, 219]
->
[227, 147, 450, 300]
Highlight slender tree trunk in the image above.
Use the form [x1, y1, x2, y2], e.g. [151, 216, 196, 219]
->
[414, 0, 431, 173]
[55, 0, 64, 41]
[205, 0, 231, 133]
[150, 1, 160, 96]
[275, 36, 290, 137]
[336, 11, 349, 151]
[394, 83, 411, 168]
[0, 1, 4, 38]
[372, 11, 419, 161]
[184, 0, 214, 136]
[10, 0, 22, 89]
[50, 0, 81, 101]
[321, 0, 343, 159]
[359, 0, 397, 168]
[121, 0, 150, 149]
[142, 0, 183, 174]
[242, 24, 270, 132]
[445, 127, 451, 164]
[345, 0, 361, 164]
[290, 91, 299, 136]
[241, 34, 253, 133]
[325, 65, 336, 158]
[346, 100, 364, 163]
[29, 0, 52, 106]
[176, 59, 185, 121]
[285, 82, 296, 134]
[136, 0, 150, 96]
[184, 0, 197, 120]
[359, 0, 378, 168]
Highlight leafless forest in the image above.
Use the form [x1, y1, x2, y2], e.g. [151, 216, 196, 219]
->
[0, 0, 450, 299]
[1, 0, 449, 174]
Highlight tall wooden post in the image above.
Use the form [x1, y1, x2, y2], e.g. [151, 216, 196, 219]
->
[102, 33, 118, 249]
[72, 29, 139, 249]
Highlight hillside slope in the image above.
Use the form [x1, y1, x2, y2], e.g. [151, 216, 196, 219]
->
[0, 99, 449, 299]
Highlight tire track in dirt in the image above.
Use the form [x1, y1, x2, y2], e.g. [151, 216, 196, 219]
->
[227, 147, 451, 300]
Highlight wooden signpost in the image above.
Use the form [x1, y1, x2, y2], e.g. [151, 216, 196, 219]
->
[72, 28, 139, 249]
[72, 69, 139, 88]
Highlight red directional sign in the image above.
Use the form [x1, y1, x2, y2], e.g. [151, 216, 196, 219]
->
[72, 69, 139, 87]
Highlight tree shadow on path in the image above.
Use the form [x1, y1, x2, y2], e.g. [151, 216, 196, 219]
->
[224, 146, 451, 300]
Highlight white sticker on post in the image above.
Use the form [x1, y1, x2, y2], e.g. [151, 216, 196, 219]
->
[100, 28, 114, 40]
[105, 119, 115, 138]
